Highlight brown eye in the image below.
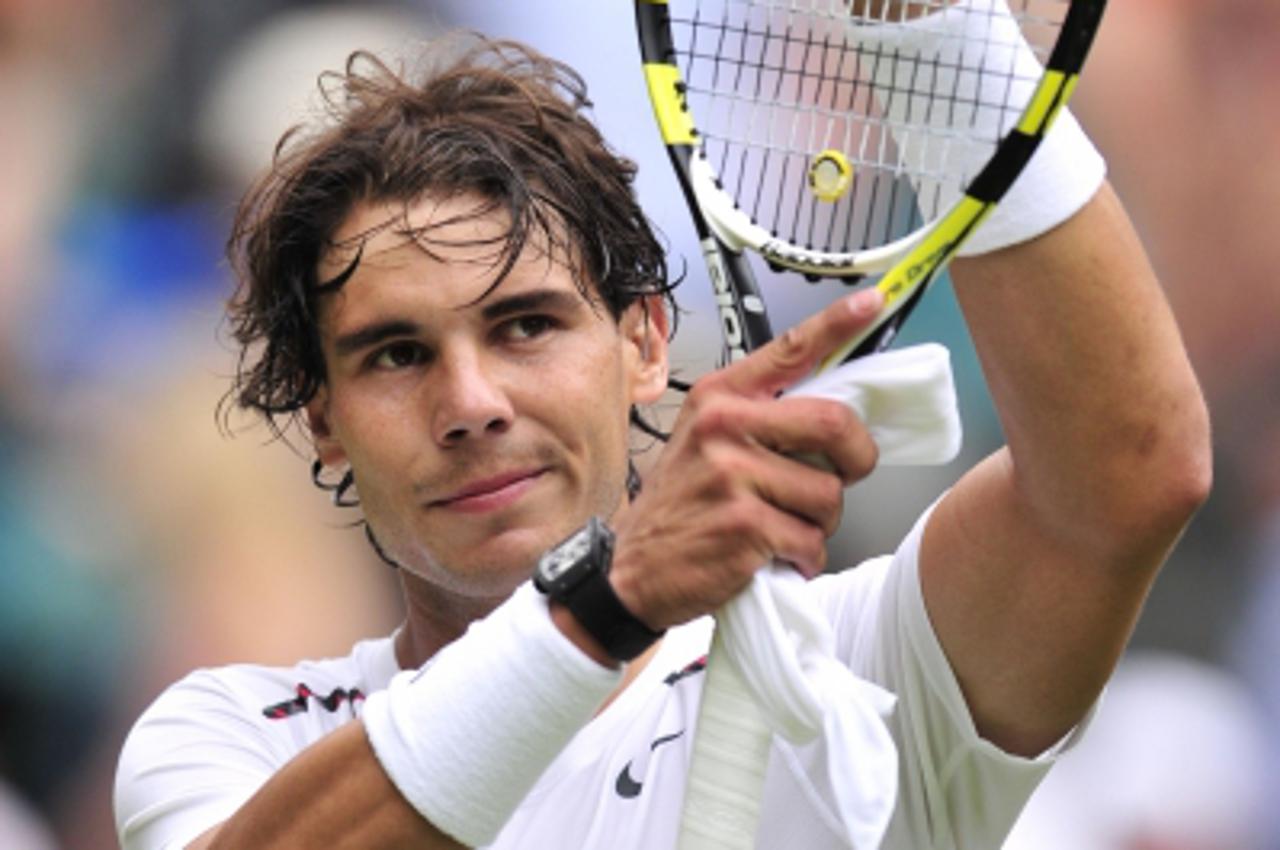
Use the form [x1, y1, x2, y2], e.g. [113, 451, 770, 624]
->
[504, 315, 556, 341]
[372, 341, 427, 370]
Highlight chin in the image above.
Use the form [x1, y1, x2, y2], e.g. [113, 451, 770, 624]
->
[399, 535, 544, 595]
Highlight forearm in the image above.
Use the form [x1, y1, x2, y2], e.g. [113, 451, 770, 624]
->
[197, 722, 461, 850]
[951, 182, 1211, 561]
[158, 586, 622, 850]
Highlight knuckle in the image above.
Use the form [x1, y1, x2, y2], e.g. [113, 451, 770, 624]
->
[811, 545, 829, 576]
[811, 401, 855, 441]
[817, 471, 844, 508]
[822, 483, 845, 535]
[730, 502, 780, 559]
[688, 394, 739, 441]
[722, 497, 763, 535]
[685, 374, 718, 407]
[705, 448, 747, 493]
[784, 524, 828, 575]
[805, 524, 828, 562]
[857, 430, 881, 471]
[769, 327, 813, 371]
[833, 421, 879, 482]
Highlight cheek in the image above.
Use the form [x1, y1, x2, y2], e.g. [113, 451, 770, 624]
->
[524, 343, 631, 458]
[572, 351, 635, 483]
[329, 391, 426, 485]
[551, 343, 631, 423]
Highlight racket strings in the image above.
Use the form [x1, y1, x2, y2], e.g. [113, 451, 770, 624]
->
[669, 0, 1065, 261]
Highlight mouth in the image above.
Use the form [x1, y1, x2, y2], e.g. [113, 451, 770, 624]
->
[428, 468, 548, 514]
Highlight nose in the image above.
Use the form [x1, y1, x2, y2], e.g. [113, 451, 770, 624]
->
[431, 350, 514, 446]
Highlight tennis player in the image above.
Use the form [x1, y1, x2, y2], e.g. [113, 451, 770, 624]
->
[114, 38, 1209, 850]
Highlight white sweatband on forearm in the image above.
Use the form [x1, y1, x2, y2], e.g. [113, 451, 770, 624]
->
[851, 0, 1106, 255]
[361, 582, 621, 847]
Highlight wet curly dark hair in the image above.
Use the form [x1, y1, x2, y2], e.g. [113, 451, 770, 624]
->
[221, 35, 679, 438]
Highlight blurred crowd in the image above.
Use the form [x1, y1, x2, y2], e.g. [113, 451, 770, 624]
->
[1, 1, 1277, 848]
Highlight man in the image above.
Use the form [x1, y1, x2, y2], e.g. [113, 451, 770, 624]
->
[115, 35, 1210, 850]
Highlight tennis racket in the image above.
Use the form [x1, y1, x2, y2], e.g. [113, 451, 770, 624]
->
[634, 1, 1107, 847]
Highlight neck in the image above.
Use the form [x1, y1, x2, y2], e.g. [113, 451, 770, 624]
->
[391, 569, 660, 714]
[392, 570, 508, 669]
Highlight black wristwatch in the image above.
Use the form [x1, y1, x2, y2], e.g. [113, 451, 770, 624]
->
[533, 517, 663, 662]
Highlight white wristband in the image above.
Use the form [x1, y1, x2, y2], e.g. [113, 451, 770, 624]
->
[361, 582, 621, 847]
[852, 0, 1106, 255]
[957, 107, 1105, 256]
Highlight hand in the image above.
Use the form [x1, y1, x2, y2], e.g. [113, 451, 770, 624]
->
[608, 288, 886, 631]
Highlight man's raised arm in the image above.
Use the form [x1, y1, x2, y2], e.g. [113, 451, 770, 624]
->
[921, 181, 1212, 756]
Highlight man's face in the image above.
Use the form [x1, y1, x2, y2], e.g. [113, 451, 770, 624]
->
[307, 194, 668, 601]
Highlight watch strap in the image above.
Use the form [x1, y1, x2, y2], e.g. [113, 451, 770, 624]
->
[538, 517, 663, 663]
[565, 558, 664, 662]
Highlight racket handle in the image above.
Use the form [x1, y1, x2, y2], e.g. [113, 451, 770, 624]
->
[678, 629, 773, 850]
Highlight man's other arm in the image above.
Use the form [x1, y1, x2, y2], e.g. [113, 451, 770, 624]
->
[920, 183, 1212, 756]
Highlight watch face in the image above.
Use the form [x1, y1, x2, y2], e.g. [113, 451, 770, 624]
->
[539, 527, 593, 585]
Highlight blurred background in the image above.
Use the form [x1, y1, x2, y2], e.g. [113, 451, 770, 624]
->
[1, 1, 1277, 848]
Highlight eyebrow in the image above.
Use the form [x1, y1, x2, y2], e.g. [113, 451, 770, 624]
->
[330, 288, 590, 358]
[332, 320, 422, 358]
[479, 288, 587, 322]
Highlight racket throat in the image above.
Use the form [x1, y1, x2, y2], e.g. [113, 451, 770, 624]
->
[701, 238, 772, 360]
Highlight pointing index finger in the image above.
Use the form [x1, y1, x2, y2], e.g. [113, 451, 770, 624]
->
[716, 288, 885, 397]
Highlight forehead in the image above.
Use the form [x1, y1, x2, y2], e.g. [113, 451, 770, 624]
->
[318, 193, 580, 297]
[311, 195, 612, 348]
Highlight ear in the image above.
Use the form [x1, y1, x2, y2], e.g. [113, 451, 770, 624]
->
[305, 385, 348, 468]
[620, 295, 670, 405]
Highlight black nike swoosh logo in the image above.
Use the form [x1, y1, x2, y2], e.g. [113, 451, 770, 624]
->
[615, 731, 685, 799]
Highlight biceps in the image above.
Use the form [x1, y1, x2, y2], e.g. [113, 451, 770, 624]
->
[918, 450, 1157, 756]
